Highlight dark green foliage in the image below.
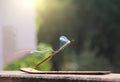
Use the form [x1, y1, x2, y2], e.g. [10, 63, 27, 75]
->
[36, 0, 120, 72]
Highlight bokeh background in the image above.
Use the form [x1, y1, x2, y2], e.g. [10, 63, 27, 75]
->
[3, 0, 120, 73]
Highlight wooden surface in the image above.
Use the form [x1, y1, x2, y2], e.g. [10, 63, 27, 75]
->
[0, 71, 120, 82]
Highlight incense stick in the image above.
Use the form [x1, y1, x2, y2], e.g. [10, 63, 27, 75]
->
[33, 40, 74, 69]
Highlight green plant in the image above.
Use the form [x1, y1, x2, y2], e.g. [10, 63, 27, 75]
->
[4, 43, 52, 71]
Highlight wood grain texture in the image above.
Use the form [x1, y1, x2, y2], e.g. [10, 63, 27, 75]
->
[0, 71, 120, 82]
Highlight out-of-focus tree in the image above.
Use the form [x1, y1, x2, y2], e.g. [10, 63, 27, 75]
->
[36, 0, 120, 72]
[89, 0, 120, 72]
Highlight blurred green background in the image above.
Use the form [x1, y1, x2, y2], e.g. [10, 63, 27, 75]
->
[5, 43, 52, 71]
[5, 0, 120, 72]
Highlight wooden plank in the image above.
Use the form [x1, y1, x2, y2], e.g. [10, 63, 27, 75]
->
[0, 71, 120, 82]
